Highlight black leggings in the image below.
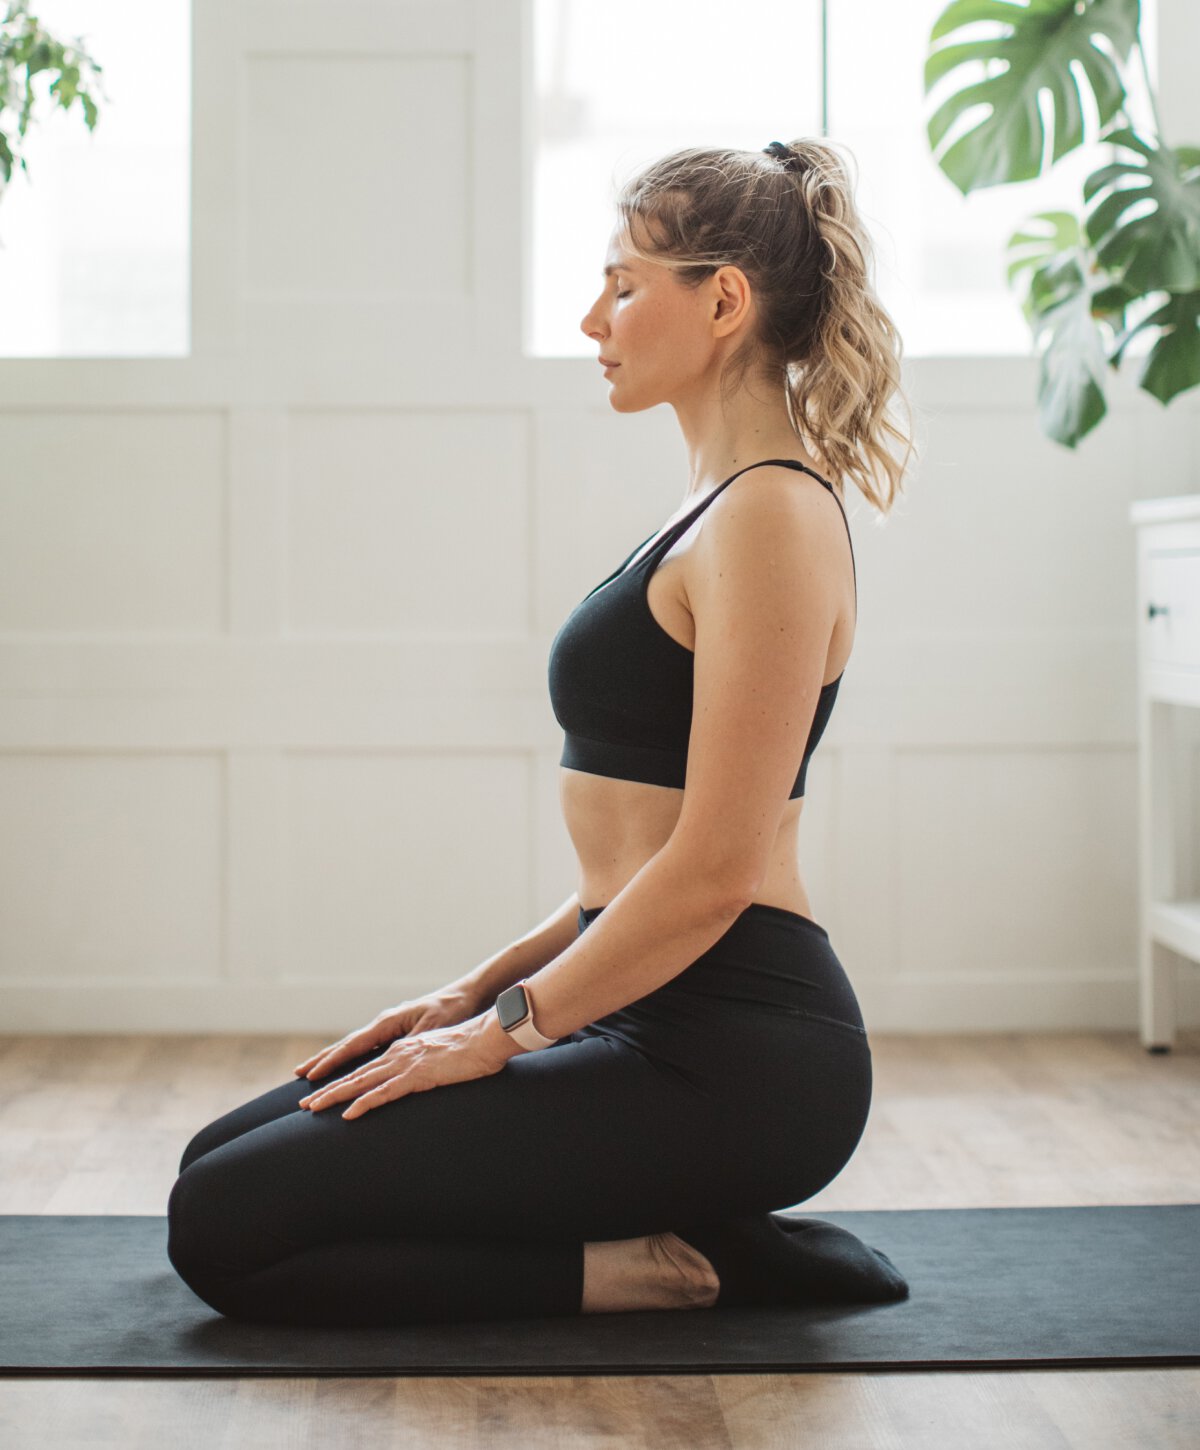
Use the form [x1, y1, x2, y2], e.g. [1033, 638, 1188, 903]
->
[167, 902, 873, 1326]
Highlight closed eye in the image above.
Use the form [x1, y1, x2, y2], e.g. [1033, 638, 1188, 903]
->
[616, 290, 631, 300]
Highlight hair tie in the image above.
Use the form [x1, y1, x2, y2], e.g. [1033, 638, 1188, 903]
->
[763, 140, 805, 173]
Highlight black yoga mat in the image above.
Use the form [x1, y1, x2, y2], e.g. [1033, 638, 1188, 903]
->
[1, 1205, 1196, 1376]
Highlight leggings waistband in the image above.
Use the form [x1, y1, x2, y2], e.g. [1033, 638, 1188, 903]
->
[579, 900, 829, 937]
[576, 900, 864, 1031]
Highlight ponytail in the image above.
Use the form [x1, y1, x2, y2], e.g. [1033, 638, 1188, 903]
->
[613, 141, 918, 515]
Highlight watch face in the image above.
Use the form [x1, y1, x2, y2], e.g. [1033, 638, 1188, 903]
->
[496, 984, 529, 1032]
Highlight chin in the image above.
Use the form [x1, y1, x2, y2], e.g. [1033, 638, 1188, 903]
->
[604, 382, 659, 415]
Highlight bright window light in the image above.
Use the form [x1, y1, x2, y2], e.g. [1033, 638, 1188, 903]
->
[0, 0, 190, 357]
[531, 0, 1159, 360]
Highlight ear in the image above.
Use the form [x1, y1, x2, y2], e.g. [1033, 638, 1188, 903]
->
[710, 263, 753, 335]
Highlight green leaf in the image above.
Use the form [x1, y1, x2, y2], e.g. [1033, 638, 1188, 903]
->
[1005, 208, 1080, 290]
[1083, 127, 1200, 294]
[1034, 284, 1111, 446]
[1002, 206, 1116, 444]
[0, 4, 106, 186]
[1005, 210, 1084, 326]
[925, 0, 1140, 195]
[1111, 289, 1200, 402]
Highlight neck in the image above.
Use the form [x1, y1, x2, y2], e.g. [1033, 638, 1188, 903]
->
[670, 380, 824, 498]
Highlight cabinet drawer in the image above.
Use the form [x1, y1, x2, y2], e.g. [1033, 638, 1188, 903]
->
[1145, 550, 1200, 668]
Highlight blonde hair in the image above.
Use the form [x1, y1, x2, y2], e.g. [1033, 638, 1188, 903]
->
[612, 140, 918, 515]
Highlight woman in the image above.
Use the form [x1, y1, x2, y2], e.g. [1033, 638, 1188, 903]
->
[168, 139, 916, 1326]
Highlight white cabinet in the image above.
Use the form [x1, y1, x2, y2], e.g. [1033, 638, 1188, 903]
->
[1130, 494, 1200, 1051]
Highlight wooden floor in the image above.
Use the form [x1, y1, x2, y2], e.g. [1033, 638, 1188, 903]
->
[1, 1028, 1197, 1449]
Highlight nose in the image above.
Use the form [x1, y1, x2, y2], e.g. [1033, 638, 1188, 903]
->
[581, 292, 607, 342]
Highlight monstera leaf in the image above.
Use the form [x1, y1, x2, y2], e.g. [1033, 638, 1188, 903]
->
[925, 0, 1140, 194]
[1033, 283, 1111, 446]
[1006, 210, 1089, 322]
[1005, 210, 1126, 445]
[1110, 287, 1200, 404]
[924, 0, 1200, 441]
[1080, 129, 1200, 405]
[1083, 128, 1200, 296]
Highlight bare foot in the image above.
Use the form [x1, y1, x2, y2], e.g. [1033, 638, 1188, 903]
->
[581, 1231, 719, 1313]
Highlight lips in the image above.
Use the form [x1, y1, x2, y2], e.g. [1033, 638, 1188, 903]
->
[598, 358, 619, 367]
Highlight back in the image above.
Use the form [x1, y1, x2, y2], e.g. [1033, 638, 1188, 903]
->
[548, 458, 856, 799]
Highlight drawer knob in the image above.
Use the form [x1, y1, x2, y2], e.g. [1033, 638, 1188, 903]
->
[1147, 602, 1170, 620]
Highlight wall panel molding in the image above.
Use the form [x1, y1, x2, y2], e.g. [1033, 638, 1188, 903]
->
[1, 0, 1197, 1032]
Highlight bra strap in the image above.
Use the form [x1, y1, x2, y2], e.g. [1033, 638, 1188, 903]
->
[656, 458, 857, 601]
[773, 460, 857, 600]
[654, 458, 797, 552]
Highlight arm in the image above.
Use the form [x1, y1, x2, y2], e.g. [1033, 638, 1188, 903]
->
[519, 844, 751, 1041]
[321, 478, 847, 1081]
[447, 890, 583, 1009]
[293, 893, 584, 1084]
[505, 469, 846, 1045]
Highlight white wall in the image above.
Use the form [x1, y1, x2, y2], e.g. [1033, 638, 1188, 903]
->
[2, 0, 1198, 1035]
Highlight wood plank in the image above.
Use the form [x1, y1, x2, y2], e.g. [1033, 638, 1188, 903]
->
[0, 1029, 1196, 1447]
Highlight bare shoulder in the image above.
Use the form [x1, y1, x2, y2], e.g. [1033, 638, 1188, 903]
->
[690, 463, 850, 577]
[677, 463, 856, 670]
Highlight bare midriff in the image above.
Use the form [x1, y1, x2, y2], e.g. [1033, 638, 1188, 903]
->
[559, 500, 855, 922]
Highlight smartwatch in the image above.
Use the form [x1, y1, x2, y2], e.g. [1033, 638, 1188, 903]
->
[495, 981, 559, 1052]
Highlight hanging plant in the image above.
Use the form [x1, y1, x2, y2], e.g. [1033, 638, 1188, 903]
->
[0, 0, 106, 227]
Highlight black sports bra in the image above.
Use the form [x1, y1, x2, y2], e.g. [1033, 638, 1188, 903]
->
[547, 459, 857, 800]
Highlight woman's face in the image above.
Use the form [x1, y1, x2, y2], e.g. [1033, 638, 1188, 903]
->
[580, 226, 732, 414]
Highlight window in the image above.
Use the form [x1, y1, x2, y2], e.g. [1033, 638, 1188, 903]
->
[0, 0, 190, 357]
[532, 0, 1160, 359]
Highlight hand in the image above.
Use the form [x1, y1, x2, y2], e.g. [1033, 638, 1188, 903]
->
[293, 982, 486, 1084]
[297, 1010, 520, 1120]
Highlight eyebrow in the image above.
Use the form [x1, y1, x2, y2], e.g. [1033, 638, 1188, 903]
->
[602, 262, 634, 277]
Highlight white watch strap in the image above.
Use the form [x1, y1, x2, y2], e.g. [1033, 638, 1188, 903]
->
[508, 1015, 559, 1051]
[501, 984, 559, 1052]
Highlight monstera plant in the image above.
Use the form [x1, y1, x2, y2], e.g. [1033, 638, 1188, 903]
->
[924, 0, 1200, 448]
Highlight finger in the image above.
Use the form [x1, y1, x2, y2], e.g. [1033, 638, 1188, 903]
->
[305, 1053, 409, 1111]
[342, 1080, 406, 1120]
[295, 1043, 342, 1075]
[303, 1043, 364, 1081]
[300, 1075, 354, 1109]
[300, 1060, 390, 1110]
[300, 1054, 338, 1082]
[306, 1031, 386, 1080]
[295, 1056, 335, 1078]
